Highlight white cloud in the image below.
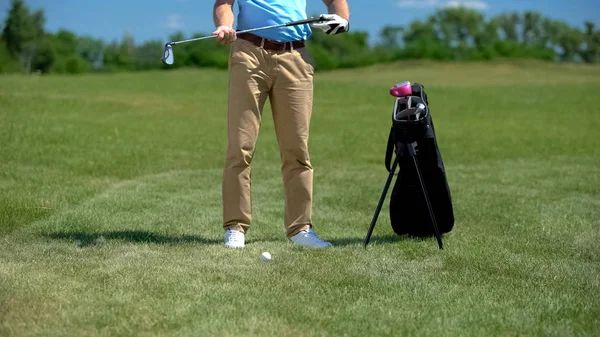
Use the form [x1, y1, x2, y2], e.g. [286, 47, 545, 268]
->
[162, 14, 184, 30]
[446, 1, 489, 10]
[397, 0, 439, 8]
[397, 0, 489, 10]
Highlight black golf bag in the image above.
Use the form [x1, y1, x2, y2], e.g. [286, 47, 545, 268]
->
[386, 83, 454, 238]
[364, 83, 454, 248]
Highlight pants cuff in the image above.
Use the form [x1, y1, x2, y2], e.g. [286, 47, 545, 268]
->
[224, 223, 248, 233]
[287, 224, 311, 239]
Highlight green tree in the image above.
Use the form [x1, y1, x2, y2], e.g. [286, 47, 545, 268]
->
[76, 36, 104, 69]
[308, 29, 376, 69]
[1, 0, 47, 73]
[549, 20, 584, 62]
[103, 34, 136, 72]
[522, 11, 544, 46]
[64, 55, 89, 74]
[134, 39, 165, 71]
[31, 36, 55, 73]
[429, 7, 486, 60]
[0, 39, 21, 73]
[494, 12, 521, 41]
[52, 29, 77, 56]
[378, 25, 404, 49]
[581, 22, 600, 63]
[118, 33, 136, 70]
[401, 19, 446, 60]
[186, 37, 230, 69]
[47, 29, 78, 73]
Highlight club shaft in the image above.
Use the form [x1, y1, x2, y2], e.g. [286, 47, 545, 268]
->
[169, 16, 326, 46]
[170, 35, 216, 45]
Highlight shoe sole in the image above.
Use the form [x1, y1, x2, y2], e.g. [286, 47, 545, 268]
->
[290, 242, 332, 248]
[224, 244, 244, 248]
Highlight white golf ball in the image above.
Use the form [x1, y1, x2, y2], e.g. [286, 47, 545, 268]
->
[260, 252, 271, 262]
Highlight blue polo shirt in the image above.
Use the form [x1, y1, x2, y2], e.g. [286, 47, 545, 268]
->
[236, 0, 312, 42]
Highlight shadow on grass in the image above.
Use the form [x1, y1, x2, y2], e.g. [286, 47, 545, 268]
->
[329, 234, 444, 247]
[44, 230, 221, 247]
[329, 234, 406, 247]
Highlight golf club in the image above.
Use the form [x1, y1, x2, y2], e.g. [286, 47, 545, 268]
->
[415, 103, 426, 120]
[162, 15, 333, 65]
[390, 81, 412, 97]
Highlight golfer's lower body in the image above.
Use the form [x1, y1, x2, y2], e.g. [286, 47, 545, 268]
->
[222, 35, 331, 248]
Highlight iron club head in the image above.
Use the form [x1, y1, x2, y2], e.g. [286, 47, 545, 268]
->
[415, 103, 426, 120]
[162, 44, 174, 65]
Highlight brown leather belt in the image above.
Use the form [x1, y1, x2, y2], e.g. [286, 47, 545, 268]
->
[238, 33, 305, 51]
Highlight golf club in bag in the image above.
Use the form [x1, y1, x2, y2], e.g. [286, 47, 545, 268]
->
[364, 81, 454, 249]
[161, 15, 333, 65]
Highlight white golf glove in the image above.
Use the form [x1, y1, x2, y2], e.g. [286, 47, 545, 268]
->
[312, 14, 349, 35]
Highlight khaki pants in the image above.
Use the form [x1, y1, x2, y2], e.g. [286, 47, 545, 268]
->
[222, 37, 315, 238]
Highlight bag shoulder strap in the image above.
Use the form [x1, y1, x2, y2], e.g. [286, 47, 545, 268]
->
[385, 126, 395, 172]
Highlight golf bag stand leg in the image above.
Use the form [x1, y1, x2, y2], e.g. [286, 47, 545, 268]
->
[363, 155, 400, 248]
[406, 142, 444, 250]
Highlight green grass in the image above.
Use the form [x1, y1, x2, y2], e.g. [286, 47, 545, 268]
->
[1, 60, 600, 337]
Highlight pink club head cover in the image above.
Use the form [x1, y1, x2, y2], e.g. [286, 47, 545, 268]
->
[390, 81, 412, 97]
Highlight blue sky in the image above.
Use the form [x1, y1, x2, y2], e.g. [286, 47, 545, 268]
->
[1, 0, 599, 44]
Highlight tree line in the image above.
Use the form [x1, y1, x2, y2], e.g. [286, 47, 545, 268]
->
[1, 0, 599, 75]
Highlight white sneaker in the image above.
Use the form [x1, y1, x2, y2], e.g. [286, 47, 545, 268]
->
[290, 228, 332, 248]
[224, 229, 245, 248]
